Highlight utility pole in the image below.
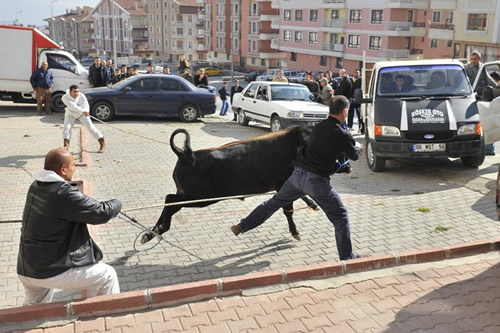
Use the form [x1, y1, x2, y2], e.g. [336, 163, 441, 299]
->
[50, 0, 58, 39]
[111, 0, 118, 67]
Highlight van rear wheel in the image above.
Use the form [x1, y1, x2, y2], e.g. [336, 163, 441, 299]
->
[366, 139, 386, 172]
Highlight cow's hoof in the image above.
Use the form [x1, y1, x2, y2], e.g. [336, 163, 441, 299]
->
[140, 232, 154, 244]
[292, 234, 301, 241]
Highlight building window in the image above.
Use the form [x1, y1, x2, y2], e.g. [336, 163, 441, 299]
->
[157, 38, 160, 46]
[156, 26, 160, 33]
[369, 36, 381, 50]
[430, 39, 438, 48]
[283, 30, 291, 41]
[348, 35, 361, 48]
[290, 52, 297, 62]
[295, 10, 303, 21]
[164, 14, 168, 21]
[155, 1, 159, 8]
[371, 10, 383, 24]
[349, 10, 362, 23]
[310, 10, 318, 22]
[149, 14, 153, 21]
[320, 55, 327, 67]
[331, 10, 339, 20]
[447, 12, 454, 24]
[188, 28, 192, 35]
[432, 11, 441, 23]
[446, 40, 452, 47]
[467, 14, 487, 31]
[284, 10, 291, 21]
[294, 31, 303, 43]
[408, 10, 413, 22]
[165, 39, 168, 46]
[188, 41, 193, 49]
[336, 58, 343, 69]
[309, 32, 318, 44]
[188, 15, 192, 22]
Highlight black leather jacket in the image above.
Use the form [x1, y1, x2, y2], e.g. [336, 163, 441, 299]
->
[17, 178, 121, 279]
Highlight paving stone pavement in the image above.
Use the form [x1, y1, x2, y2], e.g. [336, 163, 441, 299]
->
[6, 252, 500, 332]
[0, 101, 499, 309]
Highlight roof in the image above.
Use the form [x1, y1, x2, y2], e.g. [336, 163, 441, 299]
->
[374, 59, 464, 69]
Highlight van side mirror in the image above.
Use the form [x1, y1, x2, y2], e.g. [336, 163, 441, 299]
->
[354, 89, 371, 104]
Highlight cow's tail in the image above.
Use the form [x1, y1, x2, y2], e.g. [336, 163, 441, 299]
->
[170, 129, 197, 166]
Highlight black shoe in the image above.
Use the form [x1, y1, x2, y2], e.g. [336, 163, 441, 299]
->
[486, 151, 495, 156]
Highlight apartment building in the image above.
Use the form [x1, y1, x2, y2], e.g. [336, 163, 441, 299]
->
[203, 0, 286, 70]
[145, 0, 205, 63]
[45, 7, 94, 58]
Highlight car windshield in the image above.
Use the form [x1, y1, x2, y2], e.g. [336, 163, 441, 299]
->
[377, 64, 472, 97]
[271, 85, 312, 101]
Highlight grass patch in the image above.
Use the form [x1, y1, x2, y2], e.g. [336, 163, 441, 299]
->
[416, 207, 431, 213]
[433, 226, 451, 233]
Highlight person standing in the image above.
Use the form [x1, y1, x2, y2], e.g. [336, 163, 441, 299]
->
[194, 68, 209, 88]
[112, 68, 122, 84]
[178, 55, 189, 74]
[146, 63, 155, 74]
[30, 61, 54, 115]
[17, 148, 121, 305]
[163, 66, 173, 75]
[88, 57, 107, 88]
[119, 64, 128, 80]
[219, 82, 229, 116]
[334, 69, 352, 99]
[105, 59, 114, 85]
[465, 50, 496, 155]
[348, 69, 363, 133]
[302, 72, 320, 99]
[181, 67, 194, 84]
[230, 80, 244, 121]
[319, 78, 333, 105]
[62, 85, 106, 153]
[272, 69, 288, 83]
[231, 96, 361, 261]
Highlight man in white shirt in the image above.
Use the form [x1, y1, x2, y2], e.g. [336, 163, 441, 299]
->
[62, 85, 106, 153]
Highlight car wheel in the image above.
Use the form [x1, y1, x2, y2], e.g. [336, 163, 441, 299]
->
[366, 138, 386, 172]
[179, 104, 199, 122]
[270, 115, 284, 132]
[51, 92, 66, 112]
[91, 101, 115, 121]
[461, 138, 485, 168]
[238, 109, 249, 126]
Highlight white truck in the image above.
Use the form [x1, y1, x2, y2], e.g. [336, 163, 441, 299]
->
[0, 25, 90, 112]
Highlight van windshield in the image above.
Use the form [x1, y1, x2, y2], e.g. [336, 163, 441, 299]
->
[377, 65, 472, 97]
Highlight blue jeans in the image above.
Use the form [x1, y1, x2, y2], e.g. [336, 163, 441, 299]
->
[220, 100, 228, 115]
[486, 143, 495, 154]
[239, 167, 354, 260]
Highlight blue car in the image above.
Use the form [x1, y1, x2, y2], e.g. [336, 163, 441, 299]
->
[85, 74, 217, 122]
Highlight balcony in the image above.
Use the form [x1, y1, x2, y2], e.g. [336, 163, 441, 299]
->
[271, 38, 279, 49]
[260, 33, 278, 40]
[387, 0, 427, 8]
[428, 23, 454, 40]
[321, 19, 345, 29]
[384, 21, 425, 36]
[379, 49, 410, 59]
[323, 0, 345, 8]
[172, 33, 184, 38]
[133, 25, 147, 30]
[196, 22, 204, 28]
[270, 0, 279, 9]
[171, 20, 184, 26]
[271, 17, 280, 29]
[321, 43, 345, 53]
[430, 0, 457, 9]
[410, 48, 423, 55]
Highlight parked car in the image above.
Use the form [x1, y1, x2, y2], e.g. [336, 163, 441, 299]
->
[288, 72, 306, 83]
[231, 81, 330, 132]
[80, 56, 95, 68]
[204, 67, 224, 76]
[245, 71, 264, 82]
[84, 74, 216, 122]
[256, 68, 282, 81]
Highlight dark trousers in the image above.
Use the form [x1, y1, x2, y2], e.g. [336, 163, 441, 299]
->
[239, 167, 354, 260]
[348, 103, 362, 131]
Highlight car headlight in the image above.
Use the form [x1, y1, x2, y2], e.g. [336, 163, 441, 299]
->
[375, 125, 400, 136]
[287, 111, 304, 119]
[457, 123, 480, 135]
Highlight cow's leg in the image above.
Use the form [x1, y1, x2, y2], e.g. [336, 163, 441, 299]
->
[301, 195, 319, 211]
[282, 201, 301, 241]
[141, 194, 182, 244]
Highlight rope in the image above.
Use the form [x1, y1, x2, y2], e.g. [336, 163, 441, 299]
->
[90, 115, 170, 145]
[121, 191, 277, 213]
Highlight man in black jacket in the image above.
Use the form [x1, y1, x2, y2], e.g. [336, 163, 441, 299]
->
[30, 61, 54, 115]
[230, 80, 243, 121]
[348, 69, 363, 133]
[334, 69, 352, 98]
[231, 96, 362, 260]
[17, 148, 122, 304]
[88, 57, 107, 88]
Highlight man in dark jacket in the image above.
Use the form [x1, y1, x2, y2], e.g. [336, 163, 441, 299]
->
[30, 61, 54, 115]
[231, 96, 362, 260]
[334, 69, 352, 98]
[88, 57, 107, 87]
[302, 72, 320, 99]
[219, 82, 229, 116]
[230, 79, 243, 121]
[17, 148, 121, 304]
[348, 69, 363, 133]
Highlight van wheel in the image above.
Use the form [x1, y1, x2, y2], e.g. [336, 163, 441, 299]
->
[271, 116, 284, 132]
[91, 101, 115, 121]
[51, 92, 66, 112]
[366, 139, 386, 172]
[179, 104, 199, 122]
[238, 109, 249, 126]
[461, 139, 485, 168]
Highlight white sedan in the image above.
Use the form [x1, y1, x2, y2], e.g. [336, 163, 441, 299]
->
[231, 82, 330, 132]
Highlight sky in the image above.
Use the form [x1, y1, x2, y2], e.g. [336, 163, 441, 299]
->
[0, 0, 101, 27]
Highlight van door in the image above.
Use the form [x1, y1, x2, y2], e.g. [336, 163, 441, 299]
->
[366, 70, 376, 139]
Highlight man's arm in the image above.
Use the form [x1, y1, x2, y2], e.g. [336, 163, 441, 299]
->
[62, 93, 88, 116]
[30, 69, 38, 89]
[343, 133, 361, 161]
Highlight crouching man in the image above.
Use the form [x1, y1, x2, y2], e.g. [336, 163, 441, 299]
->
[17, 148, 122, 304]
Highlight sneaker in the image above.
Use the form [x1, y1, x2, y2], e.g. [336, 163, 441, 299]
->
[350, 252, 361, 259]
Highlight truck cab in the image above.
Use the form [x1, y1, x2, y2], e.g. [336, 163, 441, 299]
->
[355, 59, 484, 172]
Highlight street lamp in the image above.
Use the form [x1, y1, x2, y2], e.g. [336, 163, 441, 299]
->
[50, 0, 58, 39]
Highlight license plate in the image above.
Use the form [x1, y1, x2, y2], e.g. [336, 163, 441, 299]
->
[412, 143, 446, 152]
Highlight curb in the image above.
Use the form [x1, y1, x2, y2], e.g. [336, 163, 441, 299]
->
[2, 238, 499, 324]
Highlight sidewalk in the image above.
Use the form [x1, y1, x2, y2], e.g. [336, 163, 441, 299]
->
[6, 252, 500, 333]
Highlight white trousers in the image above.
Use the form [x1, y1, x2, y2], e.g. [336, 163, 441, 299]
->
[63, 112, 103, 141]
[18, 263, 120, 305]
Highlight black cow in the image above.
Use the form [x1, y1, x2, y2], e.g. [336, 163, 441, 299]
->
[141, 126, 351, 244]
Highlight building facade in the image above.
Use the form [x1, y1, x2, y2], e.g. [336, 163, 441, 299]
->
[145, 0, 205, 63]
